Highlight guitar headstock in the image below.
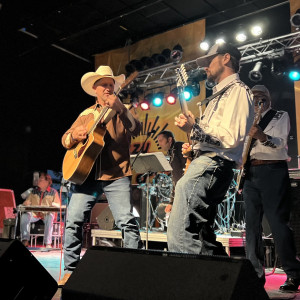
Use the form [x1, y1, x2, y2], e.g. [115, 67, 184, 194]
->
[253, 100, 264, 124]
[116, 71, 139, 95]
[175, 64, 188, 88]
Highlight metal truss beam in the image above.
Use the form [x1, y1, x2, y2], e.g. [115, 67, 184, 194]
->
[131, 31, 300, 90]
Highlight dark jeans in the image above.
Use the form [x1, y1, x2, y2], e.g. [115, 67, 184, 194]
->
[243, 161, 300, 279]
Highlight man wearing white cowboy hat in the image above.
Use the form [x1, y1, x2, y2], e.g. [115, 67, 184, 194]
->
[59, 65, 142, 286]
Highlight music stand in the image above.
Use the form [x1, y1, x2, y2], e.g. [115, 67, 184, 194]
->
[130, 152, 172, 249]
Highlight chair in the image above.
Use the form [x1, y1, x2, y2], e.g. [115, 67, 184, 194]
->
[52, 221, 64, 248]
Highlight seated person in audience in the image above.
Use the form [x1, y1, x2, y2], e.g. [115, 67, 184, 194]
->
[20, 172, 60, 248]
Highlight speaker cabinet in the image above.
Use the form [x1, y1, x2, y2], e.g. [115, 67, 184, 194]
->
[0, 238, 58, 300]
[62, 246, 269, 300]
[96, 206, 115, 230]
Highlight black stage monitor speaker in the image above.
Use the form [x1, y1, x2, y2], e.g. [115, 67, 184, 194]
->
[62, 246, 269, 300]
[0, 238, 58, 300]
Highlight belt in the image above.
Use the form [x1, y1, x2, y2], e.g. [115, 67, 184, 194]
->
[250, 159, 285, 166]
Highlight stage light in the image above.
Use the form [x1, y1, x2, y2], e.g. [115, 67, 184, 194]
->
[152, 93, 164, 107]
[215, 38, 225, 44]
[125, 59, 144, 74]
[289, 70, 300, 81]
[160, 48, 171, 64]
[235, 32, 247, 42]
[249, 61, 263, 82]
[170, 44, 183, 64]
[141, 56, 155, 69]
[183, 86, 193, 101]
[288, 59, 300, 81]
[166, 93, 176, 105]
[200, 41, 209, 51]
[140, 100, 150, 110]
[290, 9, 300, 28]
[250, 25, 262, 37]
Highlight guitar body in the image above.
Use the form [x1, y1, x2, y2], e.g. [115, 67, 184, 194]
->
[62, 121, 106, 185]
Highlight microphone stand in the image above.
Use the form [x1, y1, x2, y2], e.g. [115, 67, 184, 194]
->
[131, 131, 155, 249]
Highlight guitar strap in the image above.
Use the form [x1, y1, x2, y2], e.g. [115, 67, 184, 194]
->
[249, 109, 277, 149]
[198, 83, 235, 107]
[246, 109, 277, 164]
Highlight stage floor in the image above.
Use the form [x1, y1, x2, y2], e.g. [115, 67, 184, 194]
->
[25, 247, 300, 300]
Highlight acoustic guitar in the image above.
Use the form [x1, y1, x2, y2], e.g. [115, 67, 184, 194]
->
[235, 101, 264, 192]
[62, 71, 138, 185]
[175, 64, 193, 173]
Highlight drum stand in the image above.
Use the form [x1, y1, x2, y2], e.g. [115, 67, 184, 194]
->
[130, 152, 172, 249]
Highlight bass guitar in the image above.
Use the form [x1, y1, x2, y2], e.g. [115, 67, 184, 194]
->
[62, 71, 138, 185]
[236, 101, 264, 192]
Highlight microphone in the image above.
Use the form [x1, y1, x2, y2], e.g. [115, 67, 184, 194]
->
[33, 171, 39, 186]
[21, 188, 33, 200]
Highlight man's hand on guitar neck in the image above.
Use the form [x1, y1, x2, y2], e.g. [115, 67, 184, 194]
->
[175, 111, 195, 132]
[103, 94, 125, 114]
[248, 124, 267, 142]
[182, 143, 192, 158]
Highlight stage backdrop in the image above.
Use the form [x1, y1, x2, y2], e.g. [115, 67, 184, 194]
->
[291, 0, 300, 164]
[95, 19, 207, 166]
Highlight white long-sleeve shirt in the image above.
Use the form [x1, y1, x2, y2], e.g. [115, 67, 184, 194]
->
[191, 73, 254, 165]
[249, 108, 290, 160]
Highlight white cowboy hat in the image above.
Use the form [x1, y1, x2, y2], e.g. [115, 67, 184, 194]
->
[81, 65, 125, 96]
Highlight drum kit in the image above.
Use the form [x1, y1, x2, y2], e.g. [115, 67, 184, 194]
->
[137, 173, 173, 230]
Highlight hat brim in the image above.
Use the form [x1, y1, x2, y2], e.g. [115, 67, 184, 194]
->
[81, 73, 125, 97]
[196, 53, 218, 68]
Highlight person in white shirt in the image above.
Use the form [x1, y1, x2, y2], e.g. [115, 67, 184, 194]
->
[167, 43, 254, 255]
[243, 85, 300, 291]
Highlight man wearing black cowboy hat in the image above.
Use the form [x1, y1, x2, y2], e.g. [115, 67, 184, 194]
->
[59, 65, 142, 286]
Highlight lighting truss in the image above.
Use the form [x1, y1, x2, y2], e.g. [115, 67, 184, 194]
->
[130, 31, 300, 90]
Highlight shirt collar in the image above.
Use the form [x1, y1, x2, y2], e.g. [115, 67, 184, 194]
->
[212, 73, 239, 94]
[38, 186, 51, 193]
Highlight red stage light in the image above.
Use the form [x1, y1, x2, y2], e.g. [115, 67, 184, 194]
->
[166, 94, 176, 105]
[140, 101, 150, 110]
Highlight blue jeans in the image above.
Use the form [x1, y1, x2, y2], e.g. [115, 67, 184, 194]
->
[167, 155, 234, 254]
[64, 176, 141, 272]
[20, 212, 55, 245]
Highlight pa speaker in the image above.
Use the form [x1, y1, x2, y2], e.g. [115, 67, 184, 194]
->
[96, 206, 115, 230]
[0, 238, 58, 300]
[62, 246, 269, 300]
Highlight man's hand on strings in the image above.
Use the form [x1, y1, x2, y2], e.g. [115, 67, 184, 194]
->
[71, 125, 88, 142]
[175, 111, 195, 132]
